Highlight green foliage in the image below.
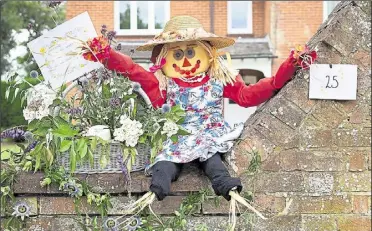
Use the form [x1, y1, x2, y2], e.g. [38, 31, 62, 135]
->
[1, 165, 17, 212]
[2, 217, 23, 231]
[246, 149, 261, 174]
[0, 81, 27, 129]
[0, 50, 192, 230]
[119, 3, 131, 29]
[0, 1, 65, 76]
[26, 115, 111, 173]
[138, 189, 217, 231]
[1, 73, 45, 130]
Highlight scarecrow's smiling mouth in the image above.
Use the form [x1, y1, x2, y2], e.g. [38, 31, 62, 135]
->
[172, 60, 201, 76]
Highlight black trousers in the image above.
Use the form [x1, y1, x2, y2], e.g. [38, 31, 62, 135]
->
[149, 153, 242, 201]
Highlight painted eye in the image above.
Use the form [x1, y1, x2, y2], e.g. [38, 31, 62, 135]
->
[185, 47, 195, 59]
[173, 49, 184, 61]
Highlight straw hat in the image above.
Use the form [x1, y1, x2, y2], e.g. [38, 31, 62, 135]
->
[136, 16, 235, 51]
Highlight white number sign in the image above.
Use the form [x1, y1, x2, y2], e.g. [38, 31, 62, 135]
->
[309, 64, 357, 100]
[27, 12, 101, 89]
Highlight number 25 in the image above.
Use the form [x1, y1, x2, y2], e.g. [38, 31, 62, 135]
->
[326, 75, 339, 88]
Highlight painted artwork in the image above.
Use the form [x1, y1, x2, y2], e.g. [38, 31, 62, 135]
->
[27, 12, 101, 89]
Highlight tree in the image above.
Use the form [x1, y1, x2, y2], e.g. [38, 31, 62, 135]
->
[119, 4, 150, 30]
[0, 1, 65, 77]
[120, 4, 131, 29]
[0, 81, 27, 129]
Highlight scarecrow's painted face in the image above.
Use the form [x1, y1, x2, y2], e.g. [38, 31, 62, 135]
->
[162, 41, 210, 78]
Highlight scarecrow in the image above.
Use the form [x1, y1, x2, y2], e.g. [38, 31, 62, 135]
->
[83, 16, 316, 228]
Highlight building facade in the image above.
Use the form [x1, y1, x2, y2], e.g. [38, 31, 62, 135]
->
[66, 1, 340, 125]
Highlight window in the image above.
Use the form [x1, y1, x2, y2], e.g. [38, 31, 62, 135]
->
[323, 1, 340, 22]
[229, 69, 265, 104]
[114, 1, 170, 35]
[227, 1, 253, 34]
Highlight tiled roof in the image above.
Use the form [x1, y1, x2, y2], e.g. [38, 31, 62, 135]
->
[223, 37, 276, 58]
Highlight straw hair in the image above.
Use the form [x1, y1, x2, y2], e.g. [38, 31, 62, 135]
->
[197, 40, 238, 85]
[137, 16, 235, 51]
[153, 44, 169, 93]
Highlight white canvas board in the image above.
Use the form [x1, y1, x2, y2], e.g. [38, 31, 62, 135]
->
[27, 12, 101, 89]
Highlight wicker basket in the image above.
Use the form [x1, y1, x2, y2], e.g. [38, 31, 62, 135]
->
[58, 74, 153, 174]
[57, 142, 151, 174]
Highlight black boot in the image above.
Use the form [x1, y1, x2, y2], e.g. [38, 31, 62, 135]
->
[200, 153, 242, 200]
[149, 161, 182, 201]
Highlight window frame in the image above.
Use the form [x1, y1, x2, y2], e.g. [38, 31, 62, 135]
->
[227, 1, 253, 35]
[323, 1, 340, 22]
[114, 1, 170, 36]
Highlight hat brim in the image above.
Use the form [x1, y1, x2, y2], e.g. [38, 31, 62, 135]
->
[136, 36, 235, 51]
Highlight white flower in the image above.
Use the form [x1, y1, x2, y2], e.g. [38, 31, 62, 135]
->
[161, 121, 179, 137]
[12, 202, 31, 221]
[23, 84, 56, 122]
[113, 128, 125, 142]
[126, 138, 137, 147]
[22, 108, 34, 121]
[114, 118, 144, 147]
[85, 125, 111, 141]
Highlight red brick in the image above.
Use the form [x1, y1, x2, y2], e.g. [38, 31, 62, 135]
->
[151, 196, 191, 215]
[289, 196, 353, 214]
[261, 153, 281, 171]
[352, 195, 370, 214]
[202, 197, 230, 214]
[253, 194, 286, 213]
[280, 150, 345, 172]
[39, 197, 97, 215]
[334, 172, 371, 192]
[337, 216, 371, 231]
[349, 152, 366, 172]
[39, 196, 136, 215]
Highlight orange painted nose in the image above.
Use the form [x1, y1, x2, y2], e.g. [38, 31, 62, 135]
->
[182, 58, 192, 67]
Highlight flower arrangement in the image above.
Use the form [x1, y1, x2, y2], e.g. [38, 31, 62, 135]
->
[289, 44, 317, 70]
[1, 60, 189, 230]
[4, 65, 189, 174]
[0, 10, 191, 229]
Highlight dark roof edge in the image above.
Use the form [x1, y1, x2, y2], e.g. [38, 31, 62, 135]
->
[131, 55, 279, 62]
[230, 54, 278, 59]
[131, 58, 152, 63]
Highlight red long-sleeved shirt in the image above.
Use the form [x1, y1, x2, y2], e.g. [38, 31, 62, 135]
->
[104, 49, 297, 108]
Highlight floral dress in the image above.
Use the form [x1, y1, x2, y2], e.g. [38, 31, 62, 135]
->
[146, 76, 244, 172]
[103, 49, 297, 172]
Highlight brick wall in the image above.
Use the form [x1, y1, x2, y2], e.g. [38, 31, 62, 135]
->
[232, 1, 371, 230]
[213, 1, 227, 37]
[267, 1, 323, 72]
[66, 1, 114, 35]
[66, 1, 266, 38]
[7, 2, 369, 230]
[171, 1, 210, 31]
